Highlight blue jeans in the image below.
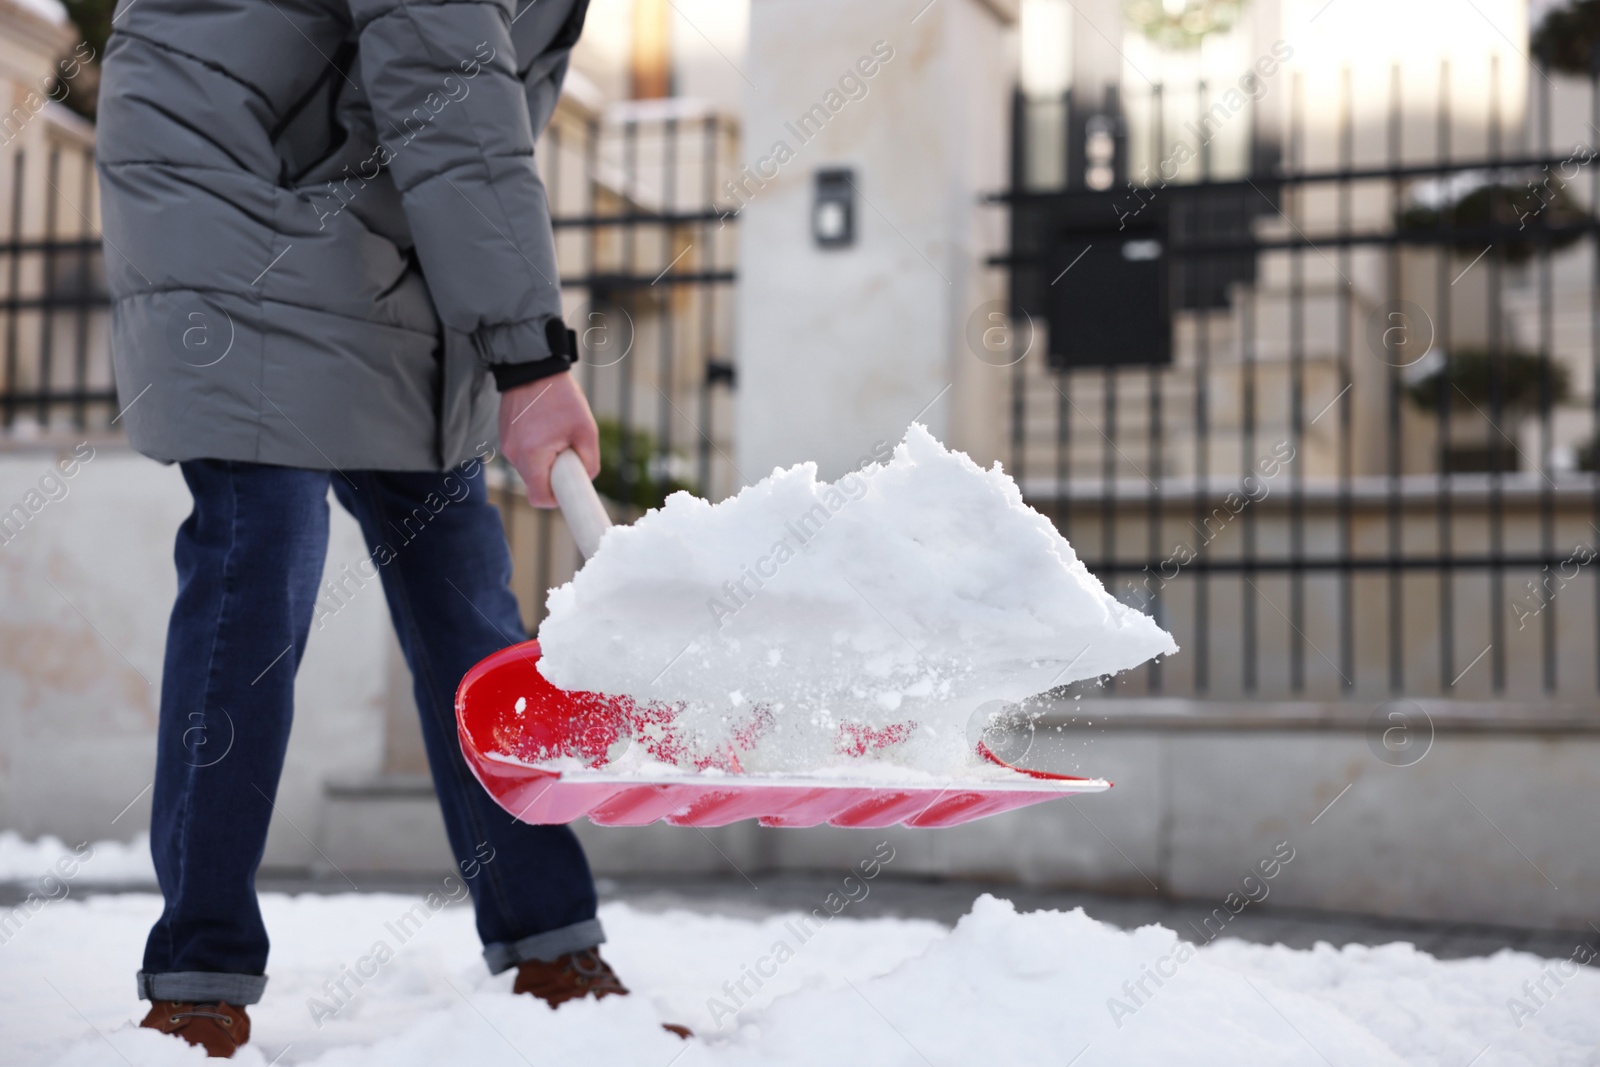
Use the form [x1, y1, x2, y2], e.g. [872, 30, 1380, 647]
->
[136, 459, 602, 1006]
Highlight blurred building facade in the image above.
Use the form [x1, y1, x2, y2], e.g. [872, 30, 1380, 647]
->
[2, 0, 1598, 932]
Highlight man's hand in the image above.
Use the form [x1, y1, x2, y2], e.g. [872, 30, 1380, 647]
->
[497, 371, 600, 508]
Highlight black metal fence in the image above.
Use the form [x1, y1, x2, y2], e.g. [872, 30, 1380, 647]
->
[544, 101, 740, 507]
[1, 145, 110, 433]
[19, 56, 1600, 702]
[1001, 58, 1600, 701]
[498, 101, 741, 625]
[0, 108, 741, 630]
[0, 111, 739, 462]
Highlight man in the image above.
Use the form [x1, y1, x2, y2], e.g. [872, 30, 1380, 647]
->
[96, 0, 627, 1056]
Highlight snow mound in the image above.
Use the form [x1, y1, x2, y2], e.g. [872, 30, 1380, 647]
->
[537, 425, 1175, 773]
[15, 892, 1600, 1065]
[0, 832, 154, 884]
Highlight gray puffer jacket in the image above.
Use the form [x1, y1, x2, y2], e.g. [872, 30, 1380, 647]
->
[98, 0, 587, 470]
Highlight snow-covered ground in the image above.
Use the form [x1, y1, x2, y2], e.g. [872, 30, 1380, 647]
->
[4, 886, 1597, 1066]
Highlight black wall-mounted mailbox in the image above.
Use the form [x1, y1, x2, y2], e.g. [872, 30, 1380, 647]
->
[812, 168, 856, 249]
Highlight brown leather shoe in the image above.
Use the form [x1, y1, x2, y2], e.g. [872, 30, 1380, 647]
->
[512, 948, 629, 1007]
[512, 949, 691, 1038]
[139, 1001, 250, 1058]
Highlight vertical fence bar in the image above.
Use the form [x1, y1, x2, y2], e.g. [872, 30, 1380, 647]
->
[1145, 81, 1164, 694]
[1102, 365, 1116, 576]
[1385, 63, 1405, 693]
[1435, 59, 1456, 689]
[1288, 72, 1306, 692]
[1535, 56, 1558, 692]
[1241, 223, 1258, 693]
[657, 116, 678, 498]
[3, 151, 23, 431]
[1240, 71, 1261, 696]
[495, 453, 518, 623]
[1011, 87, 1027, 197]
[1009, 91, 1028, 488]
[1192, 84, 1212, 694]
[698, 114, 717, 496]
[36, 147, 59, 430]
[1488, 56, 1507, 692]
[582, 116, 600, 406]
[72, 148, 93, 430]
[535, 507, 553, 628]
[1337, 67, 1356, 692]
[1147, 319, 1163, 692]
[582, 116, 601, 573]
[1152, 82, 1165, 182]
[1591, 54, 1600, 691]
[1055, 367, 1070, 538]
[548, 96, 567, 556]
[1062, 87, 1075, 189]
[1011, 356, 1027, 486]
[618, 119, 639, 507]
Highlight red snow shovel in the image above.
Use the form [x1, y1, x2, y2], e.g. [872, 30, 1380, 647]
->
[455, 451, 1109, 829]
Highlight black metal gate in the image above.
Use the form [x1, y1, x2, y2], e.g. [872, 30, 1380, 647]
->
[999, 60, 1600, 701]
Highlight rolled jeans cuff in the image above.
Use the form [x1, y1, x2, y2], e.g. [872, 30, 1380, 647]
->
[482, 917, 606, 975]
[137, 970, 268, 1005]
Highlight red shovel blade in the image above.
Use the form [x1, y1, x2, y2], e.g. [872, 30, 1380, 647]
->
[455, 640, 1110, 828]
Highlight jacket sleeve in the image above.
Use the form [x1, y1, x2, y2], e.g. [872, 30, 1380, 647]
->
[350, 0, 573, 385]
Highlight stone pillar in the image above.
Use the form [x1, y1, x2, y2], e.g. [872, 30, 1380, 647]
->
[734, 0, 1018, 483]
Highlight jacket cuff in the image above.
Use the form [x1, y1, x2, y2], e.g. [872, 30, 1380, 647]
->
[492, 355, 572, 391]
[483, 317, 579, 392]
